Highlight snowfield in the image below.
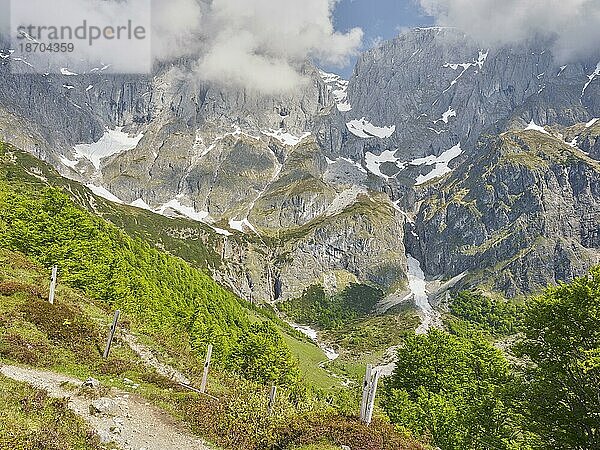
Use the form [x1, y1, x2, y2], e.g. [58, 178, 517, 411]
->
[74, 128, 144, 170]
[86, 184, 123, 204]
[524, 120, 549, 134]
[435, 107, 457, 124]
[365, 149, 404, 178]
[262, 129, 311, 146]
[229, 218, 257, 234]
[412, 143, 463, 185]
[157, 198, 211, 223]
[346, 118, 396, 139]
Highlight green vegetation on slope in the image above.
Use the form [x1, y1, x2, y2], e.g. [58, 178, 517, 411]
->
[280, 284, 384, 329]
[322, 307, 421, 383]
[515, 267, 600, 448]
[382, 330, 532, 450]
[0, 247, 423, 450]
[447, 290, 524, 336]
[230, 321, 300, 386]
[383, 268, 600, 449]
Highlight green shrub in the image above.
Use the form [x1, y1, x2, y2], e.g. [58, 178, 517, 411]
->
[514, 267, 600, 449]
[449, 290, 523, 335]
[229, 321, 300, 387]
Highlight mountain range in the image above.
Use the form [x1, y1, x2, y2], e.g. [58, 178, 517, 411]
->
[1, 27, 599, 316]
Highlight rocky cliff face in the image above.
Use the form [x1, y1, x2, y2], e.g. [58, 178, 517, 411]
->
[409, 128, 600, 296]
[1, 28, 599, 303]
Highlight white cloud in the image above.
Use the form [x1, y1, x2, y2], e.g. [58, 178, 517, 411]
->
[151, 0, 203, 61]
[418, 0, 600, 62]
[196, 0, 363, 93]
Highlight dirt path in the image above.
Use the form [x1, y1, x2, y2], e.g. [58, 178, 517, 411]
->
[121, 333, 190, 385]
[0, 364, 210, 450]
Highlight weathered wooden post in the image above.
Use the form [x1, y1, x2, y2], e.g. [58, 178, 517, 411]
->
[103, 310, 120, 359]
[360, 364, 373, 421]
[48, 266, 58, 305]
[364, 369, 381, 425]
[267, 385, 277, 415]
[199, 344, 213, 394]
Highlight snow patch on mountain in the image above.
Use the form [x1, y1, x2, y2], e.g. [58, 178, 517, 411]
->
[60, 68, 78, 76]
[131, 199, 152, 211]
[74, 128, 144, 170]
[443, 50, 488, 71]
[557, 65, 567, 76]
[586, 118, 599, 128]
[213, 227, 233, 236]
[229, 219, 257, 234]
[524, 120, 549, 134]
[582, 61, 600, 97]
[407, 254, 441, 335]
[86, 184, 123, 204]
[346, 118, 396, 139]
[412, 143, 463, 185]
[365, 150, 403, 178]
[157, 198, 211, 223]
[435, 107, 457, 124]
[262, 129, 311, 146]
[195, 126, 262, 160]
[292, 324, 339, 361]
[442, 50, 488, 91]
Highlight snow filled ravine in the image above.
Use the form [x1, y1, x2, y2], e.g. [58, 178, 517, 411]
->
[375, 254, 441, 376]
[292, 324, 339, 361]
[407, 254, 441, 335]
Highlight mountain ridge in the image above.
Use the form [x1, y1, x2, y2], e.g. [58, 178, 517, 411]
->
[1, 27, 599, 303]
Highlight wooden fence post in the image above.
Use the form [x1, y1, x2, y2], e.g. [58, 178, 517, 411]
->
[364, 369, 381, 425]
[103, 310, 120, 359]
[200, 344, 213, 394]
[267, 385, 277, 415]
[48, 266, 58, 305]
[360, 364, 373, 421]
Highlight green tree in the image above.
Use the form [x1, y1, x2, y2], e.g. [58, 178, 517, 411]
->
[382, 330, 528, 450]
[229, 321, 300, 387]
[449, 290, 523, 336]
[514, 267, 600, 449]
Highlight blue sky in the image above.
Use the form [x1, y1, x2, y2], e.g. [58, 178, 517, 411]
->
[331, 0, 434, 76]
